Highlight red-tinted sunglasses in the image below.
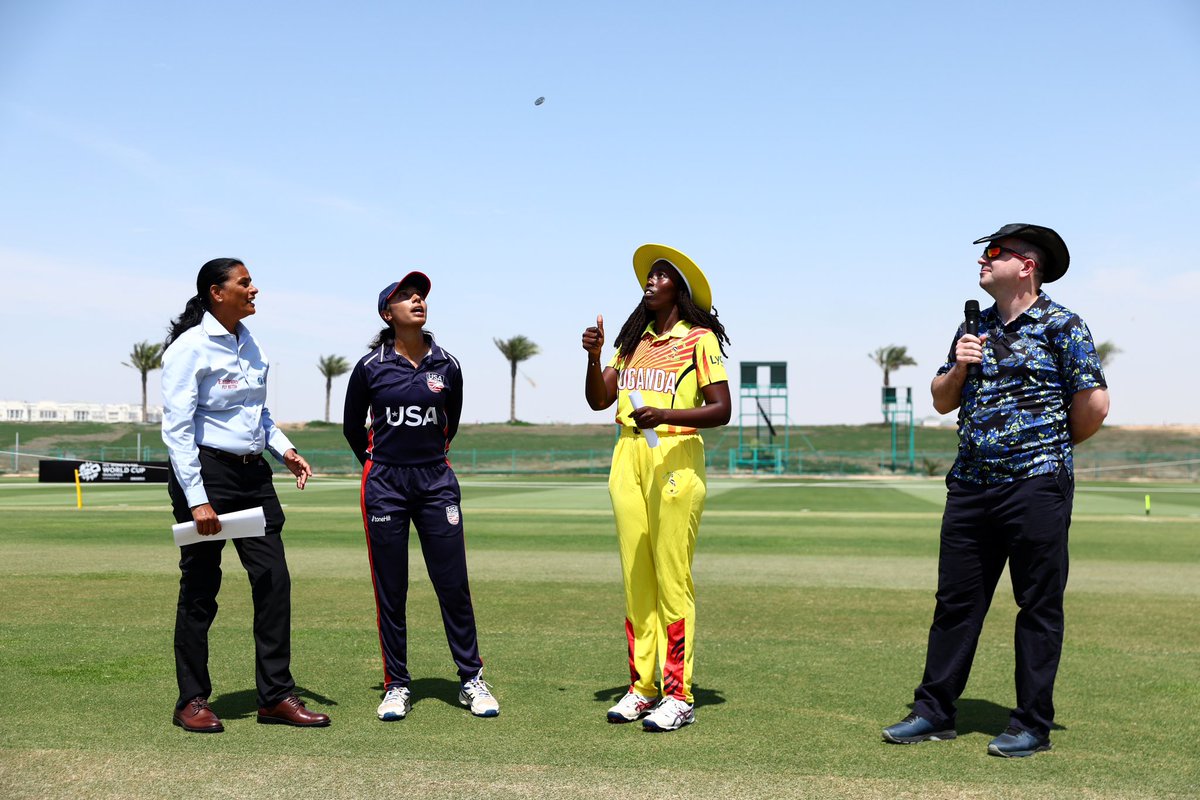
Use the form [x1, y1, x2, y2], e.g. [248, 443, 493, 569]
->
[983, 245, 1033, 262]
[979, 245, 1036, 263]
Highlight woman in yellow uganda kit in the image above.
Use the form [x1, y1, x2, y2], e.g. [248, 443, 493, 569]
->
[581, 244, 731, 732]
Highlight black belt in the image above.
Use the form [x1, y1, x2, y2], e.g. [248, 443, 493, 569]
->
[199, 445, 264, 465]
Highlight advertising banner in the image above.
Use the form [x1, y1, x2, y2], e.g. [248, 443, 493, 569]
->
[38, 460, 170, 483]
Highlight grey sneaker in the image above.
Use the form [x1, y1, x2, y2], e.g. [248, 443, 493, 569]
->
[987, 727, 1051, 758]
[882, 713, 957, 744]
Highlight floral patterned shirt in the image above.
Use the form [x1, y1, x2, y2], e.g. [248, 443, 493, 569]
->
[938, 292, 1106, 484]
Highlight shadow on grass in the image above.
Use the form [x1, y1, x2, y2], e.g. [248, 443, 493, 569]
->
[593, 685, 726, 709]
[901, 698, 1067, 735]
[210, 685, 338, 720]
[954, 698, 1011, 735]
[370, 677, 464, 709]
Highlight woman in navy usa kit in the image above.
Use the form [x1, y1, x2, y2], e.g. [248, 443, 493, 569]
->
[343, 271, 499, 722]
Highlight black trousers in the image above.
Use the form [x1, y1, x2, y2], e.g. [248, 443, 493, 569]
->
[361, 461, 483, 689]
[168, 451, 294, 709]
[912, 468, 1073, 737]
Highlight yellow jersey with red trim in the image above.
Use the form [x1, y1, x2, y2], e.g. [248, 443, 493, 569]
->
[608, 320, 728, 435]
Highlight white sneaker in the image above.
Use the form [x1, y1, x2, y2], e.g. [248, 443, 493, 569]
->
[459, 675, 500, 717]
[376, 686, 411, 721]
[642, 696, 694, 732]
[606, 690, 659, 723]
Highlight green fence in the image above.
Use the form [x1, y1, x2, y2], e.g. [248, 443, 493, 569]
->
[5, 446, 1200, 481]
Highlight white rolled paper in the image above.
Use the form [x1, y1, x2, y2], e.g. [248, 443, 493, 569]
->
[171, 506, 267, 547]
[627, 391, 660, 448]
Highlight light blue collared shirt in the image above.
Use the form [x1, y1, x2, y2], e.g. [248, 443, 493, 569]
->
[161, 312, 295, 507]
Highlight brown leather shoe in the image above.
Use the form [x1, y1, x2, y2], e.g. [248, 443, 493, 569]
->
[257, 694, 331, 727]
[173, 697, 224, 733]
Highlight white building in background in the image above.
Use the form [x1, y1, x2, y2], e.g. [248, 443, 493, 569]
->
[0, 400, 162, 424]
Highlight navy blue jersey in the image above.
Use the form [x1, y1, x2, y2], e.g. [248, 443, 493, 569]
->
[343, 335, 464, 467]
[937, 292, 1106, 484]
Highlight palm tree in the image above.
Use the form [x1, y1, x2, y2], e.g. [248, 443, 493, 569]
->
[1096, 340, 1121, 369]
[869, 345, 917, 387]
[317, 355, 351, 423]
[493, 335, 540, 423]
[122, 341, 164, 423]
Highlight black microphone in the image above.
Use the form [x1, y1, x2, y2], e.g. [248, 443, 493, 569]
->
[963, 300, 981, 378]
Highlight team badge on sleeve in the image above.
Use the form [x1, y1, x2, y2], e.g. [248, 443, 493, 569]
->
[446, 504, 461, 525]
[426, 373, 446, 393]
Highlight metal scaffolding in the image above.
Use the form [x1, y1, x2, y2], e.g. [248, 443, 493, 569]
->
[881, 386, 915, 472]
[735, 361, 789, 474]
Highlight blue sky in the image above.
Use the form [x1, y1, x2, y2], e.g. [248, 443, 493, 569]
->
[2, 0, 1197, 426]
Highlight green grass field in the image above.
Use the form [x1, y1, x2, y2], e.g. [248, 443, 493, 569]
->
[1, 475, 1198, 799]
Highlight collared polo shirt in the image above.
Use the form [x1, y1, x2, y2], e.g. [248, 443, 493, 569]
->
[343, 334, 464, 467]
[938, 292, 1106, 484]
[608, 320, 728, 436]
[161, 312, 295, 507]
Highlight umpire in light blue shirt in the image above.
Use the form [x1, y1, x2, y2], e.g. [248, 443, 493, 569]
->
[161, 257, 329, 733]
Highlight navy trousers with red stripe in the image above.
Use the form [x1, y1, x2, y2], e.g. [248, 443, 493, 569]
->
[361, 460, 482, 689]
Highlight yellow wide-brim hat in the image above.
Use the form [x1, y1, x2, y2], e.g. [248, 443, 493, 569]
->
[632, 244, 712, 312]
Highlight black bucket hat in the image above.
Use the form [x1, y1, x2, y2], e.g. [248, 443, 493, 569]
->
[973, 223, 1070, 283]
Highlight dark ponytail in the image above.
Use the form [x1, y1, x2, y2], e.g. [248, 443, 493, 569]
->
[367, 327, 394, 350]
[367, 327, 435, 350]
[165, 258, 244, 347]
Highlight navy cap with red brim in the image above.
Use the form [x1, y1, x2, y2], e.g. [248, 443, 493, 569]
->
[377, 271, 432, 318]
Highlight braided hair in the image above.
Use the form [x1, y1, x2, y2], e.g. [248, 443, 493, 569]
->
[610, 262, 730, 367]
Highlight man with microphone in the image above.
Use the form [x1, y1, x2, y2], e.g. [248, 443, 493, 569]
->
[881, 223, 1109, 757]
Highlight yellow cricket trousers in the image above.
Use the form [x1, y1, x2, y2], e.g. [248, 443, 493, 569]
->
[608, 428, 707, 704]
